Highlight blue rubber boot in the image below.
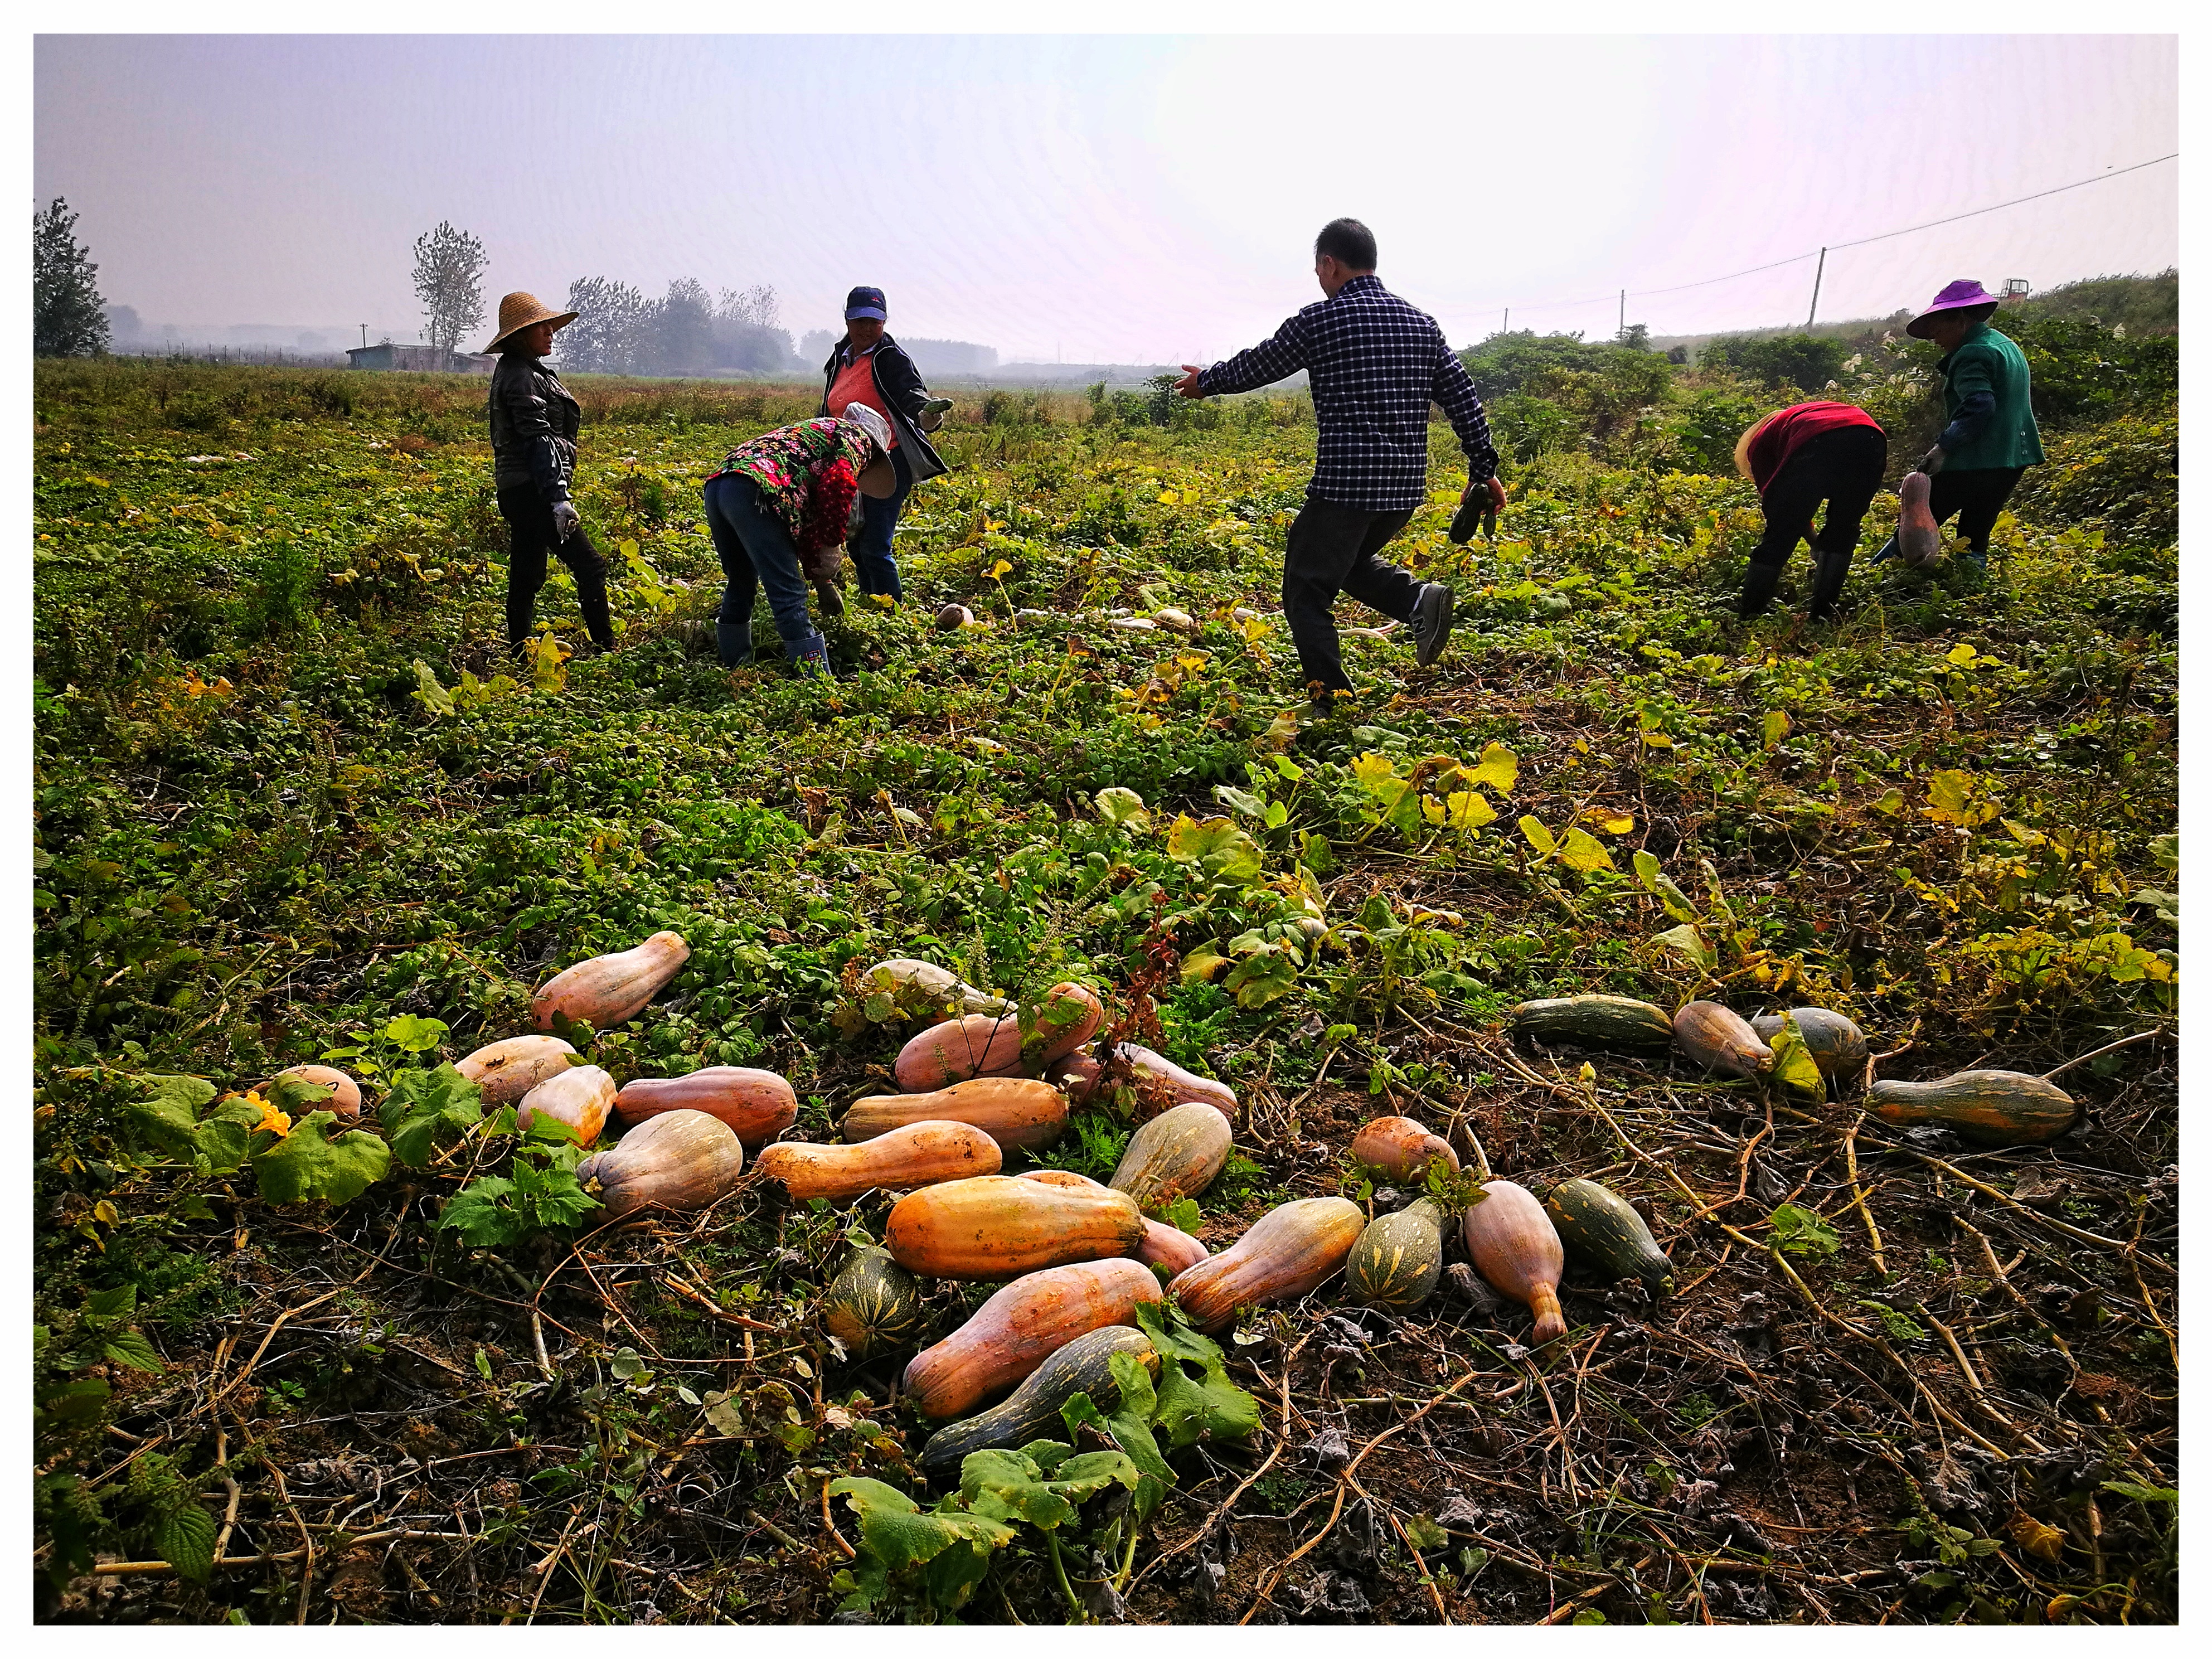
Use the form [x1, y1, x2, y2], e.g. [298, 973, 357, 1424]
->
[716, 622, 753, 667]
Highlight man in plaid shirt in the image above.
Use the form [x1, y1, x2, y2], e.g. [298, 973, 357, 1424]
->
[1177, 217, 1503, 696]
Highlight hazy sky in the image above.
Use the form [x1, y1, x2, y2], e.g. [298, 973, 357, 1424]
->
[34, 33, 2179, 360]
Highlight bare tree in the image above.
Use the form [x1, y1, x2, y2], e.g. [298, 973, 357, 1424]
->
[717, 283, 782, 332]
[411, 221, 488, 353]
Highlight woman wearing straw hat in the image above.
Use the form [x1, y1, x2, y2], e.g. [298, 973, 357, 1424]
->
[1871, 279, 2045, 574]
[700, 401, 898, 676]
[1731, 399, 1888, 621]
[486, 291, 615, 656]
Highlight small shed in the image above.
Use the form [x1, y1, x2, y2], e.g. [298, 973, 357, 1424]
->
[346, 344, 494, 373]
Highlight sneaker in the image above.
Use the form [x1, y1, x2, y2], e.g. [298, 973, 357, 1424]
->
[1410, 583, 1454, 667]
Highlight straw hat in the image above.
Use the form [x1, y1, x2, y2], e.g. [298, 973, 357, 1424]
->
[485, 291, 579, 352]
[837, 402, 899, 498]
[1905, 279, 2001, 340]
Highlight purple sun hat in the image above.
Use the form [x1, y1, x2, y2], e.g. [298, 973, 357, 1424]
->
[1906, 279, 2002, 339]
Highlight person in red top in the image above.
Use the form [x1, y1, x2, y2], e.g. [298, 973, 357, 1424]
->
[1731, 401, 1888, 622]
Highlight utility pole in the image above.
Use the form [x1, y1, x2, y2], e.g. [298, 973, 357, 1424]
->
[1502, 308, 1509, 334]
[360, 323, 368, 349]
[1618, 289, 1626, 336]
[1806, 248, 1828, 328]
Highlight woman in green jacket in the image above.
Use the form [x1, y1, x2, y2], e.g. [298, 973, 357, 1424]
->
[1873, 280, 2045, 573]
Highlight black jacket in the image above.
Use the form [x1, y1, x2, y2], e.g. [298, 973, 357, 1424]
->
[489, 350, 581, 502]
[818, 333, 948, 484]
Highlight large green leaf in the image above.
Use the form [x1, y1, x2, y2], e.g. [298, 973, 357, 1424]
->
[252, 1111, 390, 1206]
[1137, 1302, 1262, 1450]
[1223, 947, 1299, 1009]
[1166, 814, 1264, 884]
[153, 1503, 217, 1582]
[825, 1476, 1013, 1616]
[122, 1074, 256, 1174]
[381, 1062, 486, 1167]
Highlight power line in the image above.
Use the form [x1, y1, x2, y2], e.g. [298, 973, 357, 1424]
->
[1471, 152, 2178, 329]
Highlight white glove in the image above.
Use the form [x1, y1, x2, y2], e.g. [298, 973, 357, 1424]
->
[550, 501, 581, 539]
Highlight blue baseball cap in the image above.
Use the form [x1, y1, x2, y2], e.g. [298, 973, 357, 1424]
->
[845, 286, 887, 322]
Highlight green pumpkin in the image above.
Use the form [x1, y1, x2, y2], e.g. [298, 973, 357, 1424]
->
[919, 1325, 1158, 1476]
[820, 1247, 925, 1360]
[1544, 1178, 1672, 1293]
[1869, 1071, 2076, 1146]
[1509, 995, 1674, 1051]
[1344, 1199, 1445, 1312]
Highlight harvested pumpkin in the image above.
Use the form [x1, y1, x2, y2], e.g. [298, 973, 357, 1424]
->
[903, 1257, 1165, 1419]
[1136, 1217, 1210, 1275]
[516, 1063, 617, 1149]
[1168, 1196, 1365, 1332]
[1025, 982, 1105, 1068]
[576, 1109, 745, 1217]
[1345, 1199, 1446, 1311]
[885, 1174, 1145, 1280]
[1750, 1008, 1871, 1084]
[455, 1035, 578, 1104]
[1103, 1043, 1239, 1118]
[753, 1120, 1001, 1204]
[1349, 1115, 1459, 1184]
[1898, 470, 1942, 566]
[1869, 1070, 2077, 1145]
[919, 1325, 1158, 1474]
[859, 957, 1012, 1016]
[264, 1065, 361, 1118]
[1462, 1180, 1568, 1343]
[1510, 994, 1675, 1051]
[1110, 1101, 1233, 1211]
[820, 1247, 926, 1360]
[1673, 1001, 1774, 1079]
[531, 930, 690, 1032]
[843, 1076, 1068, 1152]
[895, 1012, 1024, 1092]
[614, 1066, 797, 1146]
[1545, 1177, 1672, 1293]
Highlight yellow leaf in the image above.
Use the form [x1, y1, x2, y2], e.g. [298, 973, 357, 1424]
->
[1518, 816, 1556, 856]
[1445, 792, 1497, 832]
[1924, 768, 1999, 828]
[1871, 787, 1905, 816]
[1762, 710, 1791, 750]
[987, 559, 1013, 579]
[1469, 741, 1519, 794]
[1640, 729, 1675, 749]
[1180, 944, 1229, 984]
[1559, 828, 1617, 874]
[1947, 641, 1979, 666]
[1583, 808, 1634, 835]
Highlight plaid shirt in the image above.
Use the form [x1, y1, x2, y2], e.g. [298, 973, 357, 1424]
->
[1196, 274, 1497, 511]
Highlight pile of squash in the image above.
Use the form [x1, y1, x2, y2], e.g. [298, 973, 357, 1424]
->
[1508, 992, 2077, 1144]
[261, 933, 2087, 1482]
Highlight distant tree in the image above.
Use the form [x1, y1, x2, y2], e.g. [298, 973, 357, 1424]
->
[1615, 321, 1651, 351]
[105, 303, 144, 347]
[562, 276, 649, 373]
[720, 283, 782, 332]
[33, 198, 110, 358]
[644, 278, 716, 376]
[799, 328, 838, 364]
[1698, 332, 1847, 391]
[411, 221, 488, 353]
[713, 285, 796, 373]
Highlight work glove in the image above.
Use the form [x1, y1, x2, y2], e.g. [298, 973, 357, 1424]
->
[551, 501, 581, 539]
[1917, 445, 1947, 477]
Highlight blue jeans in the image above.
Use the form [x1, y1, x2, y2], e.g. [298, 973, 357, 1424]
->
[848, 445, 913, 599]
[702, 473, 827, 669]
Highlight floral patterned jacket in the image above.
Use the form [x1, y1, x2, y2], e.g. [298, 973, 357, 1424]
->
[707, 417, 875, 579]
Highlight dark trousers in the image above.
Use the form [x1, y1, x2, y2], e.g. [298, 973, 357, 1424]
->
[1928, 465, 2027, 555]
[1282, 500, 1420, 693]
[1751, 426, 1887, 570]
[701, 473, 826, 667]
[498, 484, 613, 651]
[847, 445, 913, 599]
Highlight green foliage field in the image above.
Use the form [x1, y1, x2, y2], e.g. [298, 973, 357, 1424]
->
[31, 334, 2178, 1623]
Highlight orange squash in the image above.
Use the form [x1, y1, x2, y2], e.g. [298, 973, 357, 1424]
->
[1673, 1001, 1774, 1079]
[1899, 470, 1942, 566]
[902, 1258, 1165, 1418]
[1350, 1115, 1459, 1184]
[1869, 1070, 2077, 1145]
[614, 1066, 798, 1147]
[1167, 1196, 1365, 1332]
[516, 1064, 617, 1148]
[1050, 1049, 1105, 1105]
[752, 1121, 1001, 1204]
[895, 1012, 1025, 1093]
[885, 1175, 1146, 1280]
[1098, 1043, 1239, 1119]
[577, 1109, 745, 1217]
[1110, 1102, 1233, 1211]
[1026, 983, 1105, 1068]
[1462, 1180, 1568, 1343]
[264, 1065, 362, 1118]
[532, 931, 690, 1032]
[455, 1035, 578, 1104]
[1136, 1217, 1210, 1275]
[843, 1077, 1069, 1152]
